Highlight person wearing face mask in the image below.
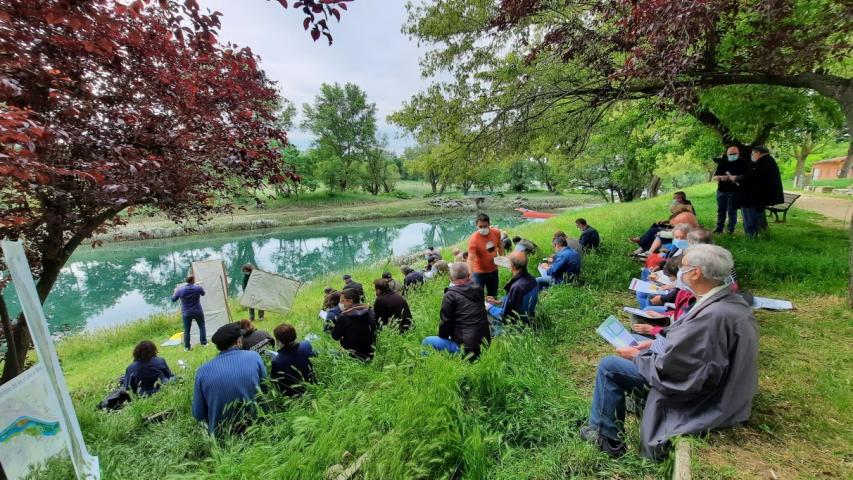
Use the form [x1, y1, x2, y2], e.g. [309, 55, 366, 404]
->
[467, 213, 505, 297]
[331, 288, 378, 361]
[721, 145, 784, 237]
[712, 146, 748, 234]
[581, 244, 758, 460]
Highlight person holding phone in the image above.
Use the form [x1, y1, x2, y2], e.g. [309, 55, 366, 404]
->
[467, 213, 504, 297]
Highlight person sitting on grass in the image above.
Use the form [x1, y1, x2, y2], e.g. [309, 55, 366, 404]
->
[123, 340, 175, 396]
[641, 223, 694, 277]
[331, 288, 378, 361]
[238, 319, 275, 353]
[485, 251, 538, 325]
[270, 323, 316, 397]
[576, 218, 601, 250]
[423, 256, 438, 279]
[452, 247, 465, 263]
[322, 291, 343, 334]
[382, 271, 404, 294]
[631, 203, 699, 254]
[401, 265, 424, 293]
[512, 236, 539, 256]
[193, 323, 267, 436]
[422, 262, 490, 360]
[536, 236, 581, 288]
[373, 278, 413, 332]
[241, 264, 263, 321]
[637, 255, 683, 311]
[581, 244, 758, 460]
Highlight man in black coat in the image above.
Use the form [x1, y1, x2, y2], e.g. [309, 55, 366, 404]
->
[373, 278, 413, 332]
[486, 251, 538, 324]
[421, 262, 491, 360]
[722, 145, 784, 237]
[331, 288, 377, 361]
[342, 274, 365, 303]
[711, 146, 749, 234]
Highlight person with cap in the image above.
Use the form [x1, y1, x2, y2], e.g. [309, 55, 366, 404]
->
[576, 218, 601, 250]
[467, 212, 505, 297]
[382, 272, 404, 294]
[331, 288, 378, 361]
[171, 275, 207, 351]
[270, 323, 316, 397]
[401, 266, 424, 294]
[241, 264, 264, 321]
[342, 274, 365, 303]
[192, 323, 267, 436]
[373, 278, 413, 332]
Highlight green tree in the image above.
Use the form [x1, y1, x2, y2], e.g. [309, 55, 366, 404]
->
[302, 83, 378, 191]
[361, 139, 400, 195]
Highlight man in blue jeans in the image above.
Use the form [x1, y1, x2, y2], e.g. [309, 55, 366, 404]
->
[172, 275, 207, 351]
[718, 145, 783, 237]
[712, 146, 748, 234]
[536, 236, 581, 288]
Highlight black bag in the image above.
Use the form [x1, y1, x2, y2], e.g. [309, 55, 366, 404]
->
[97, 388, 131, 411]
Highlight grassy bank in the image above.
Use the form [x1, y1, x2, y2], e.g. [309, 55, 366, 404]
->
[34, 183, 850, 479]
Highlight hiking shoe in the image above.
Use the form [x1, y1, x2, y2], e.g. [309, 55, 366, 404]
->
[579, 426, 627, 457]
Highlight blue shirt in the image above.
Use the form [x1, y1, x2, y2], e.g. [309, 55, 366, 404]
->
[123, 357, 173, 396]
[271, 341, 316, 396]
[547, 247, 581, 284]
[192, 348, 267, 435]
[172, 284, 205, 317]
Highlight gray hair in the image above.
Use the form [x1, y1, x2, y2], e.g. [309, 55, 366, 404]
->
[509, 254, 528, 270]
[672, 223, 695, 236]
[684, 244, 734, 283]
[687, 229, 714, 246]
[450, 262, 470, 281]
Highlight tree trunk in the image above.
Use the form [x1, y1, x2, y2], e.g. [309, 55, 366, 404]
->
[647, 175, 662, 198]
[0, 296, 20, 384]
[794, 150, 810, 188]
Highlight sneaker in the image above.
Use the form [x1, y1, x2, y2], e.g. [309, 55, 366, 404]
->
[579, 426, 627, 457]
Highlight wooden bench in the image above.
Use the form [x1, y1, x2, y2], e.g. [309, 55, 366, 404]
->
[765, 192, 801, 223]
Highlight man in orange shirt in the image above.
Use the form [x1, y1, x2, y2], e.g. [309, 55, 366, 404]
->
[467, 213, 505, 297]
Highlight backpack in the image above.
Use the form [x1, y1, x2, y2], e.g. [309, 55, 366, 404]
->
[97, 388, 131, 411]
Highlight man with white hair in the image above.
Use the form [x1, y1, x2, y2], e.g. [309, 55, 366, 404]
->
[422, 262, 491, 359]
[581, 244, 759, 460]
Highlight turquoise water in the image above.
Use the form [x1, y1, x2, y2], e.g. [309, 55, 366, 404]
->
[16, 213, 530, 333]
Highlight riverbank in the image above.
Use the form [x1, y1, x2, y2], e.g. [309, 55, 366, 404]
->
[31, 183, 850, 479]
[93, 184, 594, 243]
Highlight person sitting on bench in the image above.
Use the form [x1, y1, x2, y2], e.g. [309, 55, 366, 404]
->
[581, 245, 758, 460]
[486, 251, 538, 325]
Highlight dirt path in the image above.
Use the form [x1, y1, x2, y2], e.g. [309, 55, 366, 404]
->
[793, 193, 853, 224]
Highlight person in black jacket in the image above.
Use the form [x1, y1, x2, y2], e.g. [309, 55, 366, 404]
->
[422, 262, 491, 360]
[373, 278, 413, 332]
[342, 274, 365, 303]
[123, 340, 175, 396]
[238, 319, 275, 353]
[331, 288, 378, 361]
[486, 251, 538, 325]
[711, 147, 749, 234]
[575, 218, 601, 250]
[721, 145, 784, 237]
[270, 323, 316, 396]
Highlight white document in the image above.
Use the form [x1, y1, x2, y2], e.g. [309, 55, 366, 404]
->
[629, 278, 667, 295]
[319, 310, 328, 320]
[623, 307, 663, 320]
[538, 264, 549, 277]
[597, 316, 639, 349]
[239, 269, 301, 314]
[664, 302, 676, 309]
[650, 272, 674, 285]
[493, 256, 511, 269]
[752, 296, 794, 311]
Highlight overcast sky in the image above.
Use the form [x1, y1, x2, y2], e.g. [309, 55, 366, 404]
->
[199, 0, 426, 153]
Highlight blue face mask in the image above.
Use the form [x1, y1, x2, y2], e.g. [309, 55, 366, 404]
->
[727, 154, 739, 162]
[672, 239, 689, 250]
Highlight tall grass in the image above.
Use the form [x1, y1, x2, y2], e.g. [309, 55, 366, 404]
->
[36, 183, 849, 479]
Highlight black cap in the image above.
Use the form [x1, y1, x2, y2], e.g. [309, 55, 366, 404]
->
[342, 274, 352, 281]
[382, 272, 392, 279]
[211, 323, 245, 351]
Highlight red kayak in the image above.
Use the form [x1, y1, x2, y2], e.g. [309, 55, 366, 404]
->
[515, 208, 556, 219]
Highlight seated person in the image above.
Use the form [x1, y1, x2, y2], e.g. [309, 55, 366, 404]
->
[422, 262, 490, 360]
[576, 218, 601, 250]
[192, 323, 267, 436]
[631, 203, 699, 253]
[643, 223, 694, 268]
[500, 230, 513, 252]
[536, 236, 581, 288]
[425, 247, 442, 263]
[239, 319, 275, 353]
[322, 292, 342, 334]
[342, 274, 365, 303]
[401, 266, 424, 293]
[331, 288, 378, 361]
[512, 236, 538, 256]
[672, 190, 697, 215]
[638, 256, 682, 311]
[423, 257, 438, 279]
[270, 323, 316, 397]
[123, 340, 175, 396]
[485, 251, 538, 324]
[373, 278, 413, 332]
[433, 260, 450, 276]
[581, 245, 758, 459]
[452, 247, 465, 263]
[382, 271, 404, 294]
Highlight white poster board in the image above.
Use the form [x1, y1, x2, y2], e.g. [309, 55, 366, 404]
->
[1, 240, 99, 479]
[239, 269, 301, 314]
[191, 259, 231, 339]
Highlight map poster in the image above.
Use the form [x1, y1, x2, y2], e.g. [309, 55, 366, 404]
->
[0, 364, 69, 479]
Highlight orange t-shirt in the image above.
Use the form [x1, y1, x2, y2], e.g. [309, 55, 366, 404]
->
[468, 227, 503, 273]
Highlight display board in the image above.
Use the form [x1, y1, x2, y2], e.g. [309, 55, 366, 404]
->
[239, 269, 301, 314]
[190, 259, 231, 340]
[1, 240, 99, 479]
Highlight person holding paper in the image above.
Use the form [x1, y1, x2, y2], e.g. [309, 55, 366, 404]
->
[536, 236, 581, 288]
[485, 251, 538, 325]
[171, 275, 207, 351]
[321, 291, 342, 334]
[331, 289, 378, 361]
[581, 244, 758, 460]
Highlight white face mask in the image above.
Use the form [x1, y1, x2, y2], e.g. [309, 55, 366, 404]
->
[676, 267, 696, 294]
[338, 303, 345, 311]
[478, 227, 490, 236]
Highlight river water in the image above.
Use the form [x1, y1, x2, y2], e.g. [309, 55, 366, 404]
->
[15, 213, 531, 334]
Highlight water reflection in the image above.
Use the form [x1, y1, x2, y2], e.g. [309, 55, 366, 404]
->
[15, 213, 527, 333]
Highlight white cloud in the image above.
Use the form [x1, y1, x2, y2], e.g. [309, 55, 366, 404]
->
[200, 0, 423, 153]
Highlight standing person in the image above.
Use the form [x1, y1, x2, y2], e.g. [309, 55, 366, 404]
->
[241, 264, 264, 321]
[373, 278, 413, 332]
[422, 262, 491, 359]
[270, 323, 316, 397]
[192, 323, 267, 436]
[467, 213, 505, 297]
[712, 147, 749, 234]
[342, 274, 365, 303]
[725, 145, 784, 237]
[576, 218, 601, 250]
[123, 340, 175, 396]
[238, 319, 275, 353]
[171, 275, 206, 351]
[331, 289, 378, 361]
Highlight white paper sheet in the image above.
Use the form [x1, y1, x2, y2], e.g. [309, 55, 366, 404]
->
[752, 296, 794, 311]
[629, 278, 668, 295]
[623, 307, 664, 320]
[597, 316, 639, 349]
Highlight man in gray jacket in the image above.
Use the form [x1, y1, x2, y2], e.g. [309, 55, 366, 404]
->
[581, 244, 758, 459]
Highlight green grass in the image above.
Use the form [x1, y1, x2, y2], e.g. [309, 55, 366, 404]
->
[28, 183, 851, 479]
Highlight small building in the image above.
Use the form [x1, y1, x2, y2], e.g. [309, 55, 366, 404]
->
[811, 157, 851, 180]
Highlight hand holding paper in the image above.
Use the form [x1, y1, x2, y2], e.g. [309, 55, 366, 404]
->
[597, 316, 639, 349]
